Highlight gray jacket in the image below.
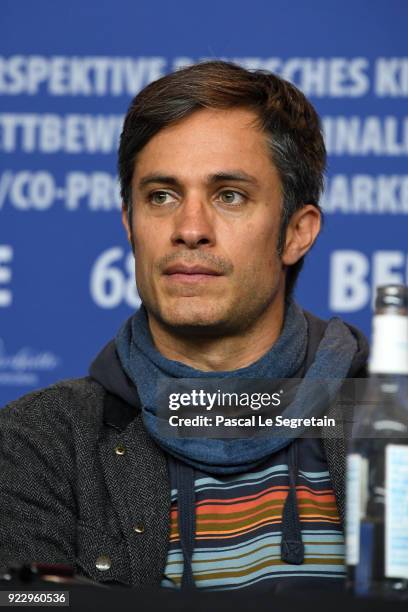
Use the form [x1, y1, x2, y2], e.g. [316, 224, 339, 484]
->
[0, 379, 170, 586]
[0, 314, 367, 587]
[0, 377, 348, 587]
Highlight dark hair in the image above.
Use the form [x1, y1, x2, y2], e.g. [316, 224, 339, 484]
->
[118, 60, 326, 296]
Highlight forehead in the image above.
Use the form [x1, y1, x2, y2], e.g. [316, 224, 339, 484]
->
[132, 107, 280, 185]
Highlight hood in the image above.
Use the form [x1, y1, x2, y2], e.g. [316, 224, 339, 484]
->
[89, 339, 138, 406]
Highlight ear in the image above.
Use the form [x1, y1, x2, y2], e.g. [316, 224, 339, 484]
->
[281, 205, 321, 266]
[121, 203, 132, 244]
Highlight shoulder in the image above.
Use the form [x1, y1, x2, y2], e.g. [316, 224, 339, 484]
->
[0, 377, 106, 430]
[303, 309, 329, 338]
[0, 377, 109, 484]
[303, 309, 368, 378]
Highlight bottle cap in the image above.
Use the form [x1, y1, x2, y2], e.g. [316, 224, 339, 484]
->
[375, 284, 408, 311]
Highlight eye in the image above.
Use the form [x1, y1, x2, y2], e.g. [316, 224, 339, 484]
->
[217, 190, 246, 206]
[148, 190, 177, 206]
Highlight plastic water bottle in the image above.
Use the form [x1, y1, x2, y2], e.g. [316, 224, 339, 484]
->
[346, 285, 408, 599]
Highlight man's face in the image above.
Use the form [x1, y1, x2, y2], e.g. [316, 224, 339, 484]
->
[125, 108, 287, 335]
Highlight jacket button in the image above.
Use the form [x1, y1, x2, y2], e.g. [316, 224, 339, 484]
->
[114, 444, 126, 456]
[95, 555, 111, 571]
[133, 524, 145, 534]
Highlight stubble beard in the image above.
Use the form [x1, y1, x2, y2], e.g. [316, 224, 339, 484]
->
[139, 269, 283, 340]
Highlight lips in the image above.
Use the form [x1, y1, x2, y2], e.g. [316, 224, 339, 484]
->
[162, 263, 224, 285]
[163, 264, 222, 276]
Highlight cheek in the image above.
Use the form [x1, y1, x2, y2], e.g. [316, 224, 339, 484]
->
[235, 223, 280, 275]
[133, 222, 159, 265]
[133, 243, 156, 296]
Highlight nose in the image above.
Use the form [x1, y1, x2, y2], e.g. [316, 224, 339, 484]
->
[170, 195, 215, 249]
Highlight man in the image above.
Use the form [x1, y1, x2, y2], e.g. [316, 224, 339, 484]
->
[0, 61, 367, 591]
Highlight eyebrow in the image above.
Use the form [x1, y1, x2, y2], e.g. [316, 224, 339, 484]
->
[138, 170, 260, 189]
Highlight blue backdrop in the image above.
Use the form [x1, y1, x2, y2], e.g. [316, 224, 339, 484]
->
[1, 0, 407, 405]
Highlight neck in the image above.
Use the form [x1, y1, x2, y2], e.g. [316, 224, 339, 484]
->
[146, 298, 286, 372]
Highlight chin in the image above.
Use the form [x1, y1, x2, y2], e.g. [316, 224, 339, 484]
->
[158, 301, 231, 335]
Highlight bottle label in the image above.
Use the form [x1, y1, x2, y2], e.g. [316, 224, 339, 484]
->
[370, 314, 408, 375]
[346, 453, 368, 565]
[385, 444, 408, 578]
